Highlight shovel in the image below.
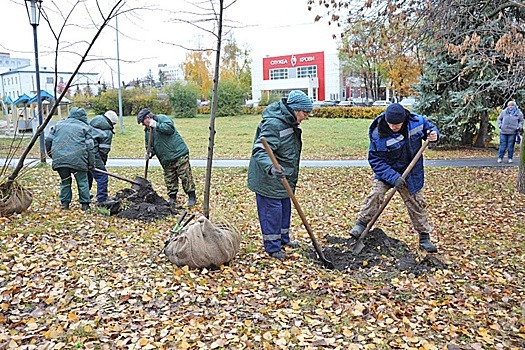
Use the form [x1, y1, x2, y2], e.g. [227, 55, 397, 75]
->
[351, 138, 430, 255]
[93, 168, 152, 191]
[144, 127, 153, 179]
[260, 137, 334, 269]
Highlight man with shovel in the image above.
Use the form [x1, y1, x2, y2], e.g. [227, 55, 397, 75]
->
[137, 108, 196, 209]
[247, 90, 312, 260]
[88, 110, 118, 208]
[349, 103, 440, 253]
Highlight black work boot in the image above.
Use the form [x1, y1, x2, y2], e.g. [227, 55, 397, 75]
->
[61, 202, 70, 210]
[81, 203, 90, 211]
[419, 232, 437, 253]
[186, 191, 196, 207]
[349, 221, 366, 239]
[169, 195, 178, 210]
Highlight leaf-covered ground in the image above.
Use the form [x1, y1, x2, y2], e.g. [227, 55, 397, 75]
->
[1, 166, 524, 349]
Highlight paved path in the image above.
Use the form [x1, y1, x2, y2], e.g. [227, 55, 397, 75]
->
[1, 158, 518, 168]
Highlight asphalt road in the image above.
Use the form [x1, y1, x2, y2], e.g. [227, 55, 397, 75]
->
[1, 158, 518, 168]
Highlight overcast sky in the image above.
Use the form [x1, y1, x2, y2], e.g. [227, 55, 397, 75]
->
[1, 0, 339, 86]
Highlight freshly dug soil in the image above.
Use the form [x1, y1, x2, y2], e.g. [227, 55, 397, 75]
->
[306, 228, 446, 275]
[111, 186, 178, 221]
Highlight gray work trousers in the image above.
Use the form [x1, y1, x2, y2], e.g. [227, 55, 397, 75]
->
[356, 179, 433, 233]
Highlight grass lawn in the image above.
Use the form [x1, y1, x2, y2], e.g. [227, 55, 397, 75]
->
[0, 114, 501, 160]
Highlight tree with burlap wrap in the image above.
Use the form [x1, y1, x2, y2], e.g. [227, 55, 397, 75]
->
[163, 216, 241, 269]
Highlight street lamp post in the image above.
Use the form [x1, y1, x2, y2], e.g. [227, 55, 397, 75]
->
[25, 0, 46, 163]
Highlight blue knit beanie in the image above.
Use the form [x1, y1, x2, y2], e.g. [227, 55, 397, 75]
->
[385, 103, 406, 124]
[286, 90, 313, 112]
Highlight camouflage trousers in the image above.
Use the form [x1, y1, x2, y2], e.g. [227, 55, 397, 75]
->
[356, 179, 433, 233]
[163, 154, 196, 198]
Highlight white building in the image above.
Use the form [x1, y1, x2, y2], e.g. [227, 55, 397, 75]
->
[158, 63, 184, 85]
[1, 64, 99, 101]
[0, 52, 30, 71]
[251, 51, 343, 102]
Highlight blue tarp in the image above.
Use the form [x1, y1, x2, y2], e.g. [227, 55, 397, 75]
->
[3, 96, 13, 104]
[28, 90, 54, 103]
[13, 94, 31, 105]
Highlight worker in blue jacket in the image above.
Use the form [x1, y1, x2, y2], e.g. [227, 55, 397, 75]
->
[349, 103, 440, 252]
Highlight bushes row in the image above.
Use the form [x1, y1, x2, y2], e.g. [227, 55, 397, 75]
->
[197, 106, 387, 119]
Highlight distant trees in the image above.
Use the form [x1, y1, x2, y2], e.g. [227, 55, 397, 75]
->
[415, 1, 525, 147]
[182, 50, 213, 100]
[166, 82, 200, 118]
[339, 20, 421, 101]
[309, 0, 525, 147]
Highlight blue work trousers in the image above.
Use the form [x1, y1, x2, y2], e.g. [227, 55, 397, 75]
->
[88, 167, 109, 203]
[255, 193, 292, 254]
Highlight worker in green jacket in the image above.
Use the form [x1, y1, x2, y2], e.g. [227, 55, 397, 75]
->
[247, 90, 313, 260]
[137, 108, 196, 209]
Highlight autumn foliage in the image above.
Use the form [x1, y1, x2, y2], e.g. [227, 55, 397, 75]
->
[0, 164, 524, 348]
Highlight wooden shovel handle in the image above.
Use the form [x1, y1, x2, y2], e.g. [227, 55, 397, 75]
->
[260, 137, 331, 266]
[145, 127, 153, 179]
[360, 138, 430, 238]
[93, 168, 142, 186]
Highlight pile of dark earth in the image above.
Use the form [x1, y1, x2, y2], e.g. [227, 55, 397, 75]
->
[107, 185, 178, 221]
[306, 228, 446, 275]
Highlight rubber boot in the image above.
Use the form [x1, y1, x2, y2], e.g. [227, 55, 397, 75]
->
[349, 221, 366, 239]
[169, 195, 178, 210]
[419, 232, 437, 253]
[186, 191, 196, 207]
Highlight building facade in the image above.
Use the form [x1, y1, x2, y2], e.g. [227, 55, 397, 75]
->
[158, 63, 184, 86]
[251, 51, 343, 102]
[0, 52, 30, 71]
[1, 65, 99, 101]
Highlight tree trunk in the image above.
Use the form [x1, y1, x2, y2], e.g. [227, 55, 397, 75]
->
[202, 0, 224, 219]
[473, 110, 489, 148]
[517, 140, 525, 194]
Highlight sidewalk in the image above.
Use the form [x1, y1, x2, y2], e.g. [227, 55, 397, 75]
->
[0, 157, 518, 168]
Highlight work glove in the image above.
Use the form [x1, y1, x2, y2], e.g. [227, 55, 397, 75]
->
[394, 177, 407, 189]
[149, 119, 157, 128]
[270, 166, 285, 180]
[144, 152, 151, 160]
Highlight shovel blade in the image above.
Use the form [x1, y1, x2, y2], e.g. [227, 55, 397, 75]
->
[351, 239, 365, 255]
[132, 176, 152, 190]
[321, 258, 335, 269]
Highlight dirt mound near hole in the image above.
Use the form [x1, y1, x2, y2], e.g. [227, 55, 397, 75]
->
[111, 186, 178, 221]
[307, 228, 446, 275]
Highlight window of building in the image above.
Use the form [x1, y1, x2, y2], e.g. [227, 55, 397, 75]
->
[269, 68, 288, 80]
[297, 66, 317, 78]
[46, 77, 54, 84]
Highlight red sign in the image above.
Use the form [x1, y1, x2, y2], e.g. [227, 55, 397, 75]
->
[262, 51, 326, 100]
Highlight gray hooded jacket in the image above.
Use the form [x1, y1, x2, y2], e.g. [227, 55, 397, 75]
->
[45, 107, 95, 171]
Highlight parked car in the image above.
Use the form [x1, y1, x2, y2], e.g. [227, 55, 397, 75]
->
[400, 97, 417, 109]
[323, 100, 339, 106]
[313, 101, 336, 108]
[337, 101, 355, 107]
[245, 99, 259, 107]
[372, 100, 391, 107]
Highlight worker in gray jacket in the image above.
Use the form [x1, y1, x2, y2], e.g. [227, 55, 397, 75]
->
[45, 107, 95, 210]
